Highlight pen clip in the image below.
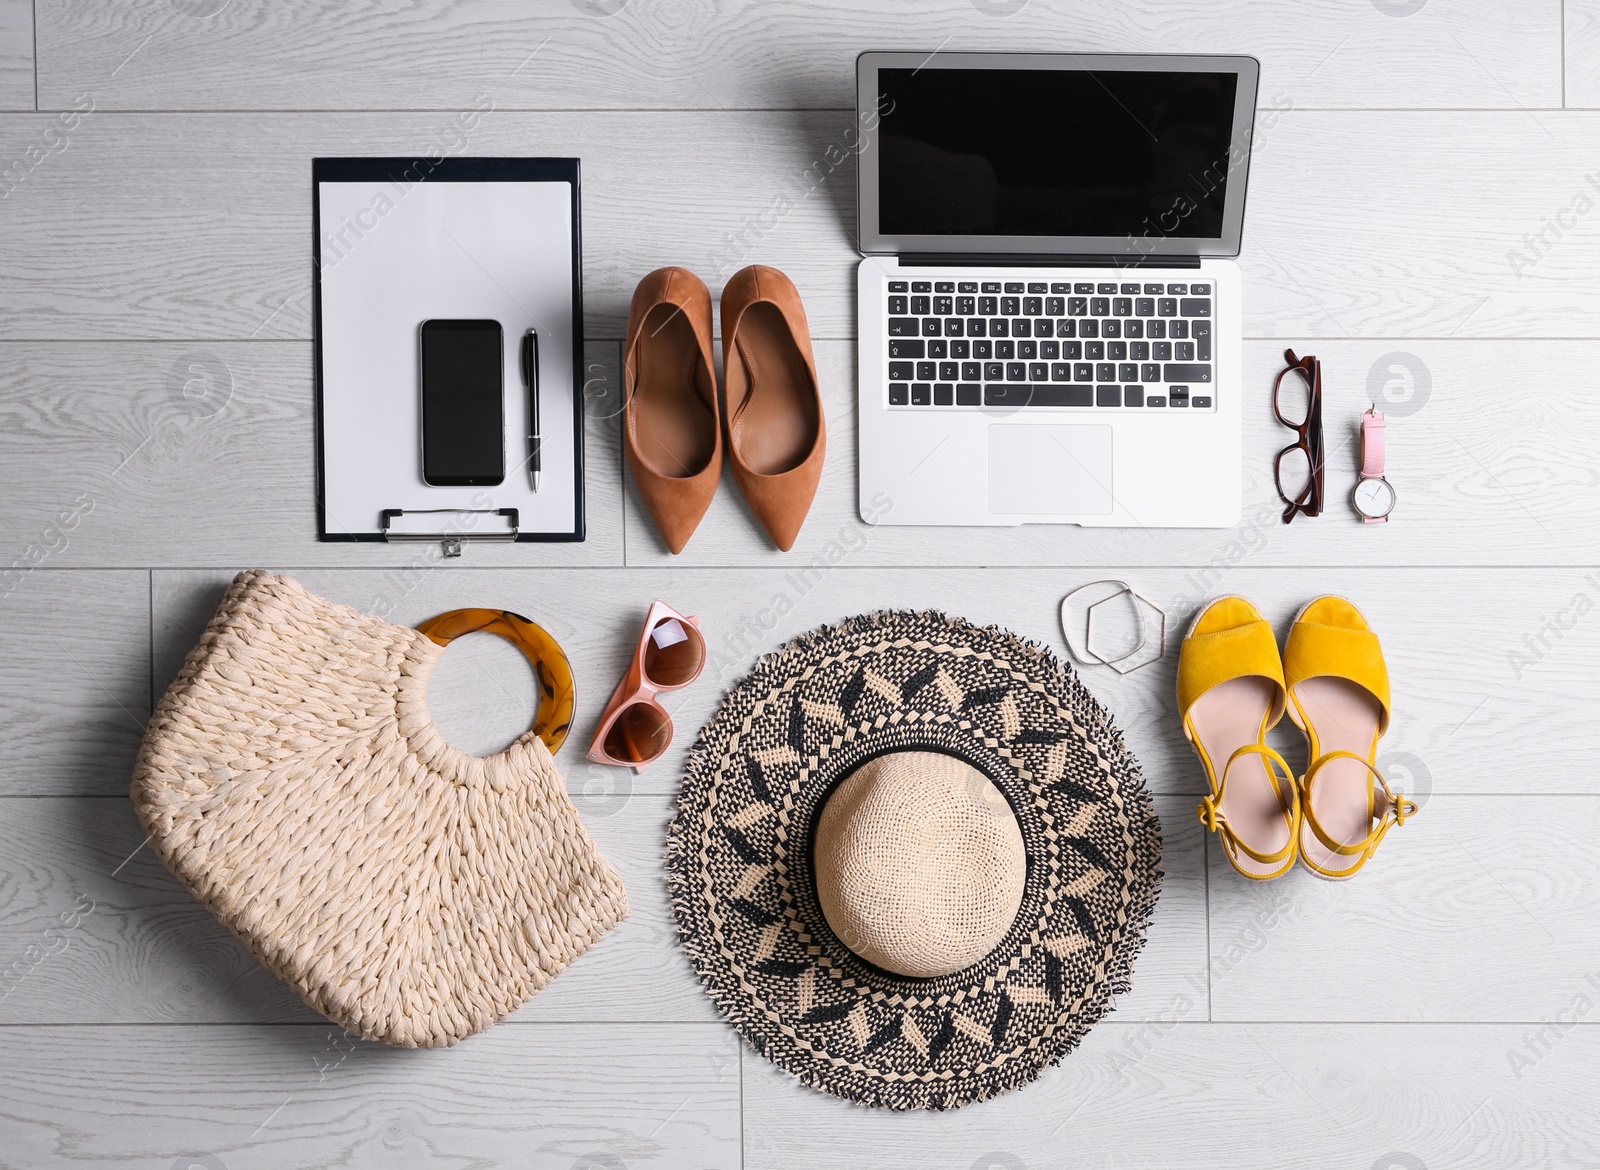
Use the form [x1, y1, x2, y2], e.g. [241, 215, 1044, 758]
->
[520, 331, 534, 388]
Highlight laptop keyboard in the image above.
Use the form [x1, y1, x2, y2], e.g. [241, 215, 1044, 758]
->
[883, 278, 1214, 411]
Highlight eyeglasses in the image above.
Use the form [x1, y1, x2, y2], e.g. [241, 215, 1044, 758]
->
[587, 600, 706, 771]
[1272, 348, 1325, 524]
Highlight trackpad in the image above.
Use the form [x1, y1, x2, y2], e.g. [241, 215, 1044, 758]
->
[987, 424, 1113, 515]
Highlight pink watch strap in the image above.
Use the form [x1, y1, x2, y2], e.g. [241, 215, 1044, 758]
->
[1360, 410, 1386, 478]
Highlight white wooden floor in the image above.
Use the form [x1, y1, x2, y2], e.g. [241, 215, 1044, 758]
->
[2, 2, 1598, 1166]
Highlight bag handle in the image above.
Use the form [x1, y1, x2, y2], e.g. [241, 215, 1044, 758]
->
[415, 609, 576, 753]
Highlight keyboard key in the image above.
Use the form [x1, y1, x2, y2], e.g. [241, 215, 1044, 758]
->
[1079, 319, 1098, 339]
[1085, 341, 1104, 359]
[1147, 395, 1166, 407]
[935, 281, 954, 293]
[1135, 297, 1154, 317]
[1191, 283, 1211, 294]
[1194, 320, 1212, 360]
[1073, 362, 1093, 381]
[958, 281, 978, 293]
[1102, 319, 1121, 338]
[1107, 341, 1126, 360]
[1097, 282, 1117, 294]
[990, 318, 1010, 337]
[1097, 385, 1122, 407]
[1034, 318, 1054, 338]
[1074, 282, 1094, 294]
[957, 296, 975, 315]
[1146, 319, 1166, 339]
[1096, 362, 1116, 381]
[939, 361, 958, 380]
[1130, 342, 1149, 360]
[1141, 362, 1161, 382]
[1192, 395, 1212, 408]
[1144, 283, 1164, 294]
[1005, 362, 1026, 381]
[981, 281, 1001, 293]
[1175, 341, 1194, 361]
[1181, 298, 1211, 317]
[1164, 363, 1212, 382]
[984, 361, 1004, 380]
[889, 361, 913, 379]
[1029, 361, 1049, 381]
[1056, 319, 1076, 338]
[934, 382, 954, 405]
[888, 281, 908, 292]
[1113, 297, 1132, 316]
[973, 340, 992, 358]
[1157, 298, 1177, 317]
[1001, 296, 1020, 315]
[979, 296, 998, 315]
[916, 360, 935, 379]
[912, 281, 932, 293]
[888, 338, 924, 358]
[928, 340, 947, 358]
[1023, 296, 1042, 315]
[945, 318, 965, 337]
[934, 295, 952, 314]
[1051, 362, 1071, 380]
[1046, 296, 1064, 315]
[1119, 362, 1139, 381]
[1125, 385, 1145, 407]
[889, 383, 909, 405]
[1012, 318, 1031, 338]
[1050, 282, 1069, 294]
[1041, 341, 1059, 359]
[921, 318, 942, 336]
[889, 318, 918, 336]
[967, 318, 987, 337]
[888, 295, 907, 314]
[956, 383, 981, 405]
[1169, 386, 1190, 400]
[962, 361, 981, 380]
[986, 383, 1092, 407]
[911, 295, 930, 314]
[1027, 282, 1047, 294]
[1018, 341, 1036, 358]
[1091, 297, 1110, 316]
[1004, 281, 1024, 293]
[1124, 319, 1144, 339]
[1169, 320, 1188, 339]
[911, 382, 932, 405]
[1063, 341, 1082, 359]
[1168, 283, 1187, 295]
[996, 341, 1015, 358]
[1153, 342, 1172, 360]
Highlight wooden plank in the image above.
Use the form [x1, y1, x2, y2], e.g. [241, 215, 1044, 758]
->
[1209, 795, 1600, 1023]
[149, 567, 1600, 815]
[32, 0, 1559, 112]
[627, 339, 1594, 568]
[0, 570, 148, 797]
[743, 1020, 1600, 1168]
[0, 0, 31, 111]
[5, 110, 1600, 342]
[0, 341, 624, 567]
[0, 1022, 741, 1168]
[1566, 0, 1600, 106]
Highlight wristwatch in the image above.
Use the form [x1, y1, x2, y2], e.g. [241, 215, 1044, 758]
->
[1353, 407, 1395, 523]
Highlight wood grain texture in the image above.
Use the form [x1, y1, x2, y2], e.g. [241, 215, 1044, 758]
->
[6, 110, 1600, 342]
[743, 1020, 1600, 1169]
[0, 1022, 741, 1168]
[31, 0, 1560, 112]
[1566, 0, 1600, 106]
[0, 570, 148, 797]
[1208, 795, 1600, 1023]
[146, 566, 1600, 807]
[0, 0, 31, 111]
[0, 341, 624, 567]
[626, 339, 1596, 567]
[0, 790, 1202, 1026]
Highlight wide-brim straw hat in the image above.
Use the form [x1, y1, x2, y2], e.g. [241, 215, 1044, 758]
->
[666, 611, 1161, 1110]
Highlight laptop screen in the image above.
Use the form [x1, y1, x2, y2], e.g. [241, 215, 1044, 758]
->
[857, 54, 1259, 257]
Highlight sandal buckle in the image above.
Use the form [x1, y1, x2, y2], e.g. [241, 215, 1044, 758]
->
[1196, 795, 1221, 833]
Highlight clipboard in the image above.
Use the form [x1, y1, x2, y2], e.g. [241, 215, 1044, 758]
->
[312, 157, 585, 548]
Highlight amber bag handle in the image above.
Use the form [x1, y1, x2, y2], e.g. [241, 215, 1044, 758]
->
[414, 609, 576, 754]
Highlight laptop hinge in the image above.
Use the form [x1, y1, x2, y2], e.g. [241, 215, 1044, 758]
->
[898, 252, 1204, 269]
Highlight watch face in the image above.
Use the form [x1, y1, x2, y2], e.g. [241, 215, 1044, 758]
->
[1353, 477, 1396, 518]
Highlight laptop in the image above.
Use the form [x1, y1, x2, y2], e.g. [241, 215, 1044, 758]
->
[856, 51, 1260, 528]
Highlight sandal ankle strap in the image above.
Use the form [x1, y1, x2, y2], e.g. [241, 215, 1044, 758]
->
[1301, 750, 1417, 860]
[1195, 743, 1300, 866]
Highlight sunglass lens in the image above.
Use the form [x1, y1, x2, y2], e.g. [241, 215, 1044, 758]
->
[1276, 366, 1312, 427]
[641, 616, 705, 687]
[602, 701, 672, 765]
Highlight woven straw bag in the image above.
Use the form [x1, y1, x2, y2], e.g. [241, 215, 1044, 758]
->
[132, 571, 628, 1047]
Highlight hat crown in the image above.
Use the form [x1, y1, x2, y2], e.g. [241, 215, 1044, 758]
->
[813, 750, 1026, 979]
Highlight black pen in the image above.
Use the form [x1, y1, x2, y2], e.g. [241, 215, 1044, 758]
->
[520, 328, 541, 493]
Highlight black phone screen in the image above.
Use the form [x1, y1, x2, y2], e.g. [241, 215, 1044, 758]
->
[419, 319, 505, 486]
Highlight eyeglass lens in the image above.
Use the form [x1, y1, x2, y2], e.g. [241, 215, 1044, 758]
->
[602, 701, 673, 764]
[641, 616, 705, 688]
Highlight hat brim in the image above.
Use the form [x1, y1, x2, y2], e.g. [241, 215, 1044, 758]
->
[666, 610, 1163, 1111]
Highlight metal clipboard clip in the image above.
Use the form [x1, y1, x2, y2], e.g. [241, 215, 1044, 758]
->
[379, 508, 519, 557]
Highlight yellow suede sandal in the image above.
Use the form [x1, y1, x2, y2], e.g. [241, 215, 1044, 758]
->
[1178, 596, 1300, 881]
[1283, 596, 1417, 880]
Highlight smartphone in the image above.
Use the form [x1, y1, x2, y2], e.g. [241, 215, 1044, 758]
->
[419, 319, 505, 486]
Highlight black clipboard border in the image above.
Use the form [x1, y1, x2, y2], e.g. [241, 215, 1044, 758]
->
[311, 156, 586, 544]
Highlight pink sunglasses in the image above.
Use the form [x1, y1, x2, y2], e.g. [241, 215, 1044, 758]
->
[587, 600, 707, 771]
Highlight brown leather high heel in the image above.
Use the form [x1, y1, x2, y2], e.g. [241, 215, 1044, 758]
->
[719, 265, 825, 552]
[623, 267, 721, 554]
